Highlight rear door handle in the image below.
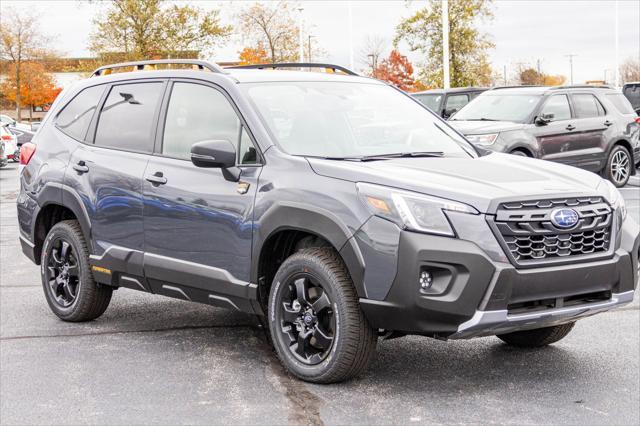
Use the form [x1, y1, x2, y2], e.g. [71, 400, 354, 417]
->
[565, 125, 576, 131]
[145, 171, 167, 185]
[603, 120, 613, 127]
[72, 161, 89, 174]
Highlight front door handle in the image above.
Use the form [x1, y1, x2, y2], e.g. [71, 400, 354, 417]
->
[145, 171, 167, 185]
[565, 124, 576, 131]
[73, 161, 89, 174]
[603, 120, 613, 127]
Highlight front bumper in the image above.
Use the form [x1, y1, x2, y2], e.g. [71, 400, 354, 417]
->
[359, 217, 639, 338]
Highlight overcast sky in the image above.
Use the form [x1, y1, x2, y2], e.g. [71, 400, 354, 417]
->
[2, 0, 639, 85]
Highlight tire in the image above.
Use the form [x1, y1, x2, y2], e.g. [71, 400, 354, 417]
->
[603, 145, 631, 187]
[497, 322, 575, 348]
[41, 220, 112, 322]
[268, 247, 377, 383]
[12, 149, 19, 162]
[510, 149, 529, 157]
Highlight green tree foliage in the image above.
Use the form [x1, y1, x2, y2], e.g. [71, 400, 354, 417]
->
[89, 0, 232, 60]
[394, 0, 494, 88]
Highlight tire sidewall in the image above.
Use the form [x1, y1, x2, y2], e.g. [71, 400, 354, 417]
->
[41, 223, 87, 318]
[268, 255, 348, 380]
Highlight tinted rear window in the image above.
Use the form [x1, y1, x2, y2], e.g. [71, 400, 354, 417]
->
[56, 85, 105, 141]
[607, 93, 636, 114]
[94, 82, 163, 152]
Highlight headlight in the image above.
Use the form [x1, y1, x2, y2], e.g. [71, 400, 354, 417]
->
[597, 179, 627, 223]
[356, 183, 478, 237]
[465, 133, 499, 145]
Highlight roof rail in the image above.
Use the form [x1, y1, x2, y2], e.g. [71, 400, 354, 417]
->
[549, 84, 614, 90]
[227, 63, 358, 76]
[490, 85, 543, 90]
[91, 59, 224, 77]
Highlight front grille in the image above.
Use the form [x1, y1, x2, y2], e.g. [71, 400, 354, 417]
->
[490, 197, 614, 267]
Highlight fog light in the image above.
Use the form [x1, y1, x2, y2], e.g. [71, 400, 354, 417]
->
[419, 270, 433, 289]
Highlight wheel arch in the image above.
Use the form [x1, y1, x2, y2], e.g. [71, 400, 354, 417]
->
[252, 204, 366, 312]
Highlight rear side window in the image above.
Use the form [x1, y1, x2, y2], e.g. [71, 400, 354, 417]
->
[56, 85, 105, 141]
[572, 94, 604, 118]
[445, 94, 469, 111]
[608, 93, 636, 114]
[94, 82, 163, 152]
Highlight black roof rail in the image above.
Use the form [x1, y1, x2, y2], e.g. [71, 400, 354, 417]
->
[227, 62, 358, 76]
[549, 84, 615, 90]
[91, 59, 224, 77]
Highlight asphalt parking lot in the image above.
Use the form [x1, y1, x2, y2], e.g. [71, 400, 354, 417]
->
[1, 162, 639, 425]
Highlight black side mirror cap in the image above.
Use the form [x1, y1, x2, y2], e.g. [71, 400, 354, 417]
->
[191, 139, 236, 169]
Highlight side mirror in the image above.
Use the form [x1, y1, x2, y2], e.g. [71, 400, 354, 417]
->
[443, 108, 457, 119]
[191, 139, 236, 169]
[535, 113, 554, 125]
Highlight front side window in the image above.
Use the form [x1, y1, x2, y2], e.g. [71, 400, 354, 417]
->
[56, 85, 105, 141]
[445, 94, 469, 111]
[94, 82, 162, 152]
[540, 95, 571, 121]
[451, 94, 541, 123]
[162, 83, 242, 160]
[572, 94, 603, 118]
[244, 82, 473, 158]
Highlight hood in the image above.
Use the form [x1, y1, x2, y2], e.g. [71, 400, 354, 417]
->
[307, 153, 603, 213]
[448, 120, 526, 135]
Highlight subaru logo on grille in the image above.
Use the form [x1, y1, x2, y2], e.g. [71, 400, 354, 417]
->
[550, 208, 579, 229]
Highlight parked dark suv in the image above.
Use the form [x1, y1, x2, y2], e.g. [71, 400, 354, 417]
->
[18, 60, 639, 383]
[449, 85, 640, 187]
[411, 87, 487, 119]
[622, 82, 640, 114]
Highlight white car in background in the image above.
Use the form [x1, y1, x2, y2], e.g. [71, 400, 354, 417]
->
[1, 125, 19, 162]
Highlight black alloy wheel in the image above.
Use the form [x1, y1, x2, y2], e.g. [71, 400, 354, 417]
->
[45, 238, 80, 307]
[276, 274, 335, 365]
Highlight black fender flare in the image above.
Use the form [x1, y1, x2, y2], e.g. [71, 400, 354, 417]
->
[32, 182, 93, 254]
[251, 202, 366, 297]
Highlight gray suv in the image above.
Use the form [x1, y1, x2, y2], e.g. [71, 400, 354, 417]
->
[449, 86, 640, 187]
[17, 60, 639, 383]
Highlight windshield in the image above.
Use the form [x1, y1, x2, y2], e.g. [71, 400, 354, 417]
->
[413, 94, 443, 112]
[452, 94, 541, 123]
[243, 82, 474, 159]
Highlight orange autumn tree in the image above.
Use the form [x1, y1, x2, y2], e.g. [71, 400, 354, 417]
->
[238, 45, 269, 65]
[1, 62, 61, 120]
[373, 50, 417, 91]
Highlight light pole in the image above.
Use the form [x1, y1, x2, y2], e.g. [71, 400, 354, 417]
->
[368, 53, 378, 78]
[442, 0, 450, 89]
[614, 0, 619, 87]
[565, 54, 577, 85]
[307, 35, 315, 62]
[297, 7, 304, 63]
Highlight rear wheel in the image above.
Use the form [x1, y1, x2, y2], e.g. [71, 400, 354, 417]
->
[604, 145, 631, 187]
[497, 322, 575, 348]
[41, 220, 112, 321]
[268, 247, 377, 383]
[510, 149, 530, 157]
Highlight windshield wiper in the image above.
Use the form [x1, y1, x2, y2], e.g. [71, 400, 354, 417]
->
[359, 151, 444, 161]
[460, 117, 501, 121]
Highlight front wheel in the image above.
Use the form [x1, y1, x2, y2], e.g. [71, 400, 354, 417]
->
[604, 145, 631, 187]
[268, 247, 377, 383]
[497, 322, 575, 348]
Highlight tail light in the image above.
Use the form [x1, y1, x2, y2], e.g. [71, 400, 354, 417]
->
[20, 142, 36, 165]
[1, 135, 11, 141]
[635, 117, 640, 124]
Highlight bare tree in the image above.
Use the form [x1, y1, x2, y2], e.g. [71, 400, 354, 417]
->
[358, 35, 387, 76]
[237, 2, 299, 63]
[619, 57, 640, 83]
[0, 8, 52, 121]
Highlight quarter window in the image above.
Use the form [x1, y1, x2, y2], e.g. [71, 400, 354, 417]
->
[540, 95, 571, 121]
[94, 82, 163, 152]
[572, 94, 604, 118]
[163, 82, 254, 162]
[56, 85, 105, 141]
